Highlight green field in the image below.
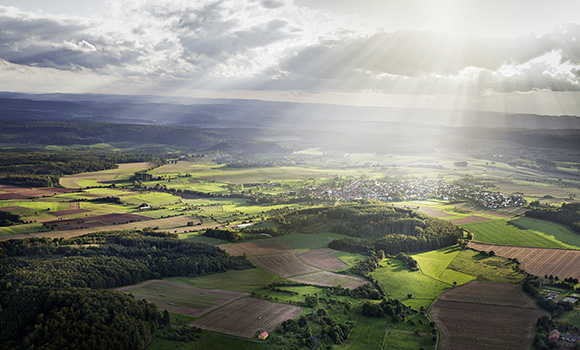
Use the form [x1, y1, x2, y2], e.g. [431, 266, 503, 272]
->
[371, 258, 450, 310]
[411, 246, 476, 285]
[461, 218, 578, 249]
[0, 222, 48, 236]
[447, 249, 526, 284]
[335, 251, 368, 268]
[166, 268, 282, 293]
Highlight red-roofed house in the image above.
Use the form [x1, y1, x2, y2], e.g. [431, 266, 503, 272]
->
[548, 329, 560, 342]
[258, 331, 269, 340]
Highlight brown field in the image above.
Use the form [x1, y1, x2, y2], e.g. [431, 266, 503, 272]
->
[0, 194, 27, 200]
[251, 253, 320, 277]
[0, 206, 29, 212]
[468, 242, 580, 279]
[448, 216, 492, 225]
[191, 297, 302, 338]
[0, 185, 76, 198]
[432, 281, 546, 350]
[439, 281, 536, 308]
[288, 271, 368, 289]
[116, 280, 248, 318]
[221, 240, 293, 257]
[417, 207, 454, 218]
[296, 248, 348, 271]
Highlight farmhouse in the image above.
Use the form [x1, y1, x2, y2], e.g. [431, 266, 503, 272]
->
[258, 331, 269, 340]
[561, 334, 580, 342]
[548, 329, 560, 342]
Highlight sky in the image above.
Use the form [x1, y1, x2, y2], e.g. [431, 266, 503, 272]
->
[1, 0, 580, 116]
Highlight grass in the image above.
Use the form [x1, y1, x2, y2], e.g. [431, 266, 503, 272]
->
[447, 249, 526, 284]
[0, 222, 48, 235]
[166, 268, 282, 293]
[335, 251, 367, 268]
[461, 219, 576, 249]
[179, 232, 226, 246]
[411, 245, 476, 286]
[120, 281, 225, 310]
[148, 332, 271, 350]
[169, 312, 197, 326]
[371, 258, 450, 310]
[275, 232, 345, 250]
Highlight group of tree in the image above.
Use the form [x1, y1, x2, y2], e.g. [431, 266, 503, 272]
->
[0, 149, 162, 187]
[0, 229, 254, 349]
[0, 211, 23, 227]
[361, 297, 411, 323]
[523, 276, 576, 319]
[534, 314, 580, 350]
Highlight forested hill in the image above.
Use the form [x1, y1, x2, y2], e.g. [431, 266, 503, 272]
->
[0, 230, 254, 350]
[277, 200, 463, 255]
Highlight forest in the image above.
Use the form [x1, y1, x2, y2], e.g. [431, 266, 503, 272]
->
[0, 230, 254, 349]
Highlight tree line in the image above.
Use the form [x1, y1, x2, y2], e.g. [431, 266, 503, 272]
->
[525, 202, 580, 233]
[0, 229, 254, 349]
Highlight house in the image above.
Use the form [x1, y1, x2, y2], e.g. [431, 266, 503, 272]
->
[548, 329, 560, 342]
[561, 334, 580, 342]
[258, 331, 269, 340]
[236, 223, 252, 228]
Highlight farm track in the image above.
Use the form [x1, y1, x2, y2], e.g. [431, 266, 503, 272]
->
[469, 242, 580, 279]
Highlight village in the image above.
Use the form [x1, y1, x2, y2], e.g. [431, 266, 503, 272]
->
[306, 178, 526, 209]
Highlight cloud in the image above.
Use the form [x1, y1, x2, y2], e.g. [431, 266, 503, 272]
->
[0, 3, 579, 96]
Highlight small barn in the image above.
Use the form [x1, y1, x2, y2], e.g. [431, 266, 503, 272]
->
[548, 329, 560, 342]
[258, 331, 269, 340]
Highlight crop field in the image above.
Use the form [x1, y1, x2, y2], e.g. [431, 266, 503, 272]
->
[220, 240, 293, 256]
[288, 271, 368, 289]
[448, 216, 492, 225]
[462, 219, 575, 249]
[44, 213, 152, 230]
[250, 253, 320, 277]
[191, 297, 303, 338]
[468, 242, 580, 279]
[509, 217, 580, 248]
[275, 232, 345, 250]
[296, 248, 348, 271]
[167, 268, 282, 293]
[431, 281, 546, 350]
[117, 280, 248, 317]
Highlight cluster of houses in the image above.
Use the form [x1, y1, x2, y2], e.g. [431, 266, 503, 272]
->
[549, 330, 580, 345]
[305, 178, 525, 209]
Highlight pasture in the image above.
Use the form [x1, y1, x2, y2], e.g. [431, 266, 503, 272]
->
[287, 271, 368, 289]
[462, 219, 576, 249]
[468, 242, 580, 280]
[431, 281, 545, 350]
[166, 268, 282, 293]
[411, 246, 476, 285]
[117, 280, 248, 318]
[447, 249, 525, 284]
[191, 297, 303, 338]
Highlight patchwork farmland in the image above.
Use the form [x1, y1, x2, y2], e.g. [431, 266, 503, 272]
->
[191, 298, 303, 338]
[469, 242, 580, 279]
[431, 281, 546, 350]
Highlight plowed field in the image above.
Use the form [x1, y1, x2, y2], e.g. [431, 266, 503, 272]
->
[191, 298, 302, 338]
[468, 242, 580, 279]
[296, 248, 347, 271]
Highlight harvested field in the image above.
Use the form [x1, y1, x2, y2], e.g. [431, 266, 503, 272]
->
[251, 253, 320, 277]
[0, 194, 27, 200]
[468, 242, 580, 279]
[49, 209, 89, 216]
[0, 185, 75, 198]
[417, 207, 453, 218]
[221, 240, 293, 257]
[439, 281, 536, 308]
[432, 281, 546, 350]
[448, 216, 492, 225]
[44, 213, 152, 230]
[288, 271, 368, 289]
[117, 280, 247, 318]
[296, 248, 348, 271]
[191, 297, 302, 338]
[0, 206, 29, 212]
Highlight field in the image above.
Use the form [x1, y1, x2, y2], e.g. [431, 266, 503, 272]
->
[116, 280, 248, 317]
[468, 242, 580, 279]
[287, 271, 367, 289]
[296, 248, 348, 271]
[509, 217, 580, 248]
[191, 297, 303, 338]
[167, 268, 282, 293]
[411, 245, 477, 285]
[221, 240, 293, 256]
[251, 253, 320, 277]
[461, 219, 577, 249]
[431, 281, 546, 350]
[447, 249, 525, 284]
[59, 162, 157, 188]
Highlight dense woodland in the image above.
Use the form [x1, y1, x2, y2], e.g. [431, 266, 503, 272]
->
[0, 149, 162, 187]
[525, 202, 580, 233]
[277, 201, 463, 255]
[0, 230, 254, 349]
